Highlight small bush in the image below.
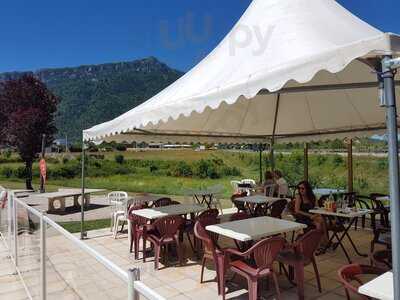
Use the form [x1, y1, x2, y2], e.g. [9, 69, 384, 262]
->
[0, 167, 13, 178]
[14, 166, 28, 179]
[115, 144, 127, 151]
[172, 161, 193, 177]
[115, 155, 125, 164]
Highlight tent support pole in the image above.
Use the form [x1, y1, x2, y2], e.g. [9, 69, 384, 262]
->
[80, 136, 86, 240]
[382, 56, 400, 300]
[304, 143, 309, 182]
[259, 145, 263, 184]
[347, 139, 353, 193]
[270, 94, 281, 172]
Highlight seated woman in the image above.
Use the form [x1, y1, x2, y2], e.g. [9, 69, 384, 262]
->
[294, 181, 329, 247]
[274, 170, 289, 197]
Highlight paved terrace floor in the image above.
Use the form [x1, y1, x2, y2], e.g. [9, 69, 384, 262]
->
[1, 215, 383, 300]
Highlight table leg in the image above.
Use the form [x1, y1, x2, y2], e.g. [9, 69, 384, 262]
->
[73, 195, 79, 207]
[335, 218, 368, 258]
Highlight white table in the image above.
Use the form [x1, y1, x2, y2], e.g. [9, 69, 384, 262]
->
[310, 208, 371, 263]
[359, 272, 393, 300]
[29, 189, 105, 213]
[131, 204, 207, 220]
[206, 216, 306, 242]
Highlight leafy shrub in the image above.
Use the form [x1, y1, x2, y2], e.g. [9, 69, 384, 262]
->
[115, 166, 131, 175]
[115, 155, 125, 164]
[331, 155, 344, 167]
[0, 167, 13, 178]
[14, 166, 28, 179]
[115, 144, 127, 151]
[172, 161, 193, 177]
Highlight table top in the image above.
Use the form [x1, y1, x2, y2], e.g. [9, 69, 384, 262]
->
[235, 195, 288, 204]
[313, 188, 345, 195]
[206, 216, 306, 242]
[132, 204, 207, 220]
[358, 272, 393, 300]
[309, 208, 371, 218]
[29, 189, 105, 199]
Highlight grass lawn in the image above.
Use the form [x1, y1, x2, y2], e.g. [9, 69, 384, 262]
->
[58, 219, 110, 233]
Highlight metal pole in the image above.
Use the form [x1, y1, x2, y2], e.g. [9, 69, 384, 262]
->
[270, 141, 275, 172]
[259, 145, 263, 184]
[40, 134, 46, 193]
[382, 55, 400, 300]
[347, 139, 353, 193]
[304, 143, 309, 181]
[270, 94, 280, 172]
[13, 195, 18, 267]
[80, 137, 86, 240]
[7, 192, 12, 249]
[128, 268, 140, 300]
[40, 214, 47, 300]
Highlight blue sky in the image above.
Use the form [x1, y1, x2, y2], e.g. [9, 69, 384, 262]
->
[0, 0, 398, 73]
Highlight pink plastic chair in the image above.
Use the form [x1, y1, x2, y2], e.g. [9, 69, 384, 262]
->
[277, 229, 323, 299]
[337, 264, 385, 300]
[194, 220, 225, 295]
[222, 236, 286, 300]
[128, 203, 147, 259]
[143, 215, 184, 270]
[184, 209, 219, 252]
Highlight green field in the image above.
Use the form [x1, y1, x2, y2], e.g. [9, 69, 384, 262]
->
[0, 149, 390, 198]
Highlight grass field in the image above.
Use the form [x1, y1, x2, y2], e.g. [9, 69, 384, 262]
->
[0, 149, 390, 199]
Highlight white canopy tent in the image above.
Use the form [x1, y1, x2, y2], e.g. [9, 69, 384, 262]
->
[84, 0, 400, 144]
[82, 0, 400, 296]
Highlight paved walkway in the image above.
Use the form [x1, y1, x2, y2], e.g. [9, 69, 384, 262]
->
[0, 239, 29, 300]
[0, 210, 385, 300]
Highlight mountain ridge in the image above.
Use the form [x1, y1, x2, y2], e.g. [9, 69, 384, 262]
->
[0, 57, 184, 142]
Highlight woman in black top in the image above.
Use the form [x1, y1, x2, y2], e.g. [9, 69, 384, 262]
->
[294, 181, 328, 246]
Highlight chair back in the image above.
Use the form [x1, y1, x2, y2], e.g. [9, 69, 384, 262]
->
[268, 199, 288, 219]
[194, 220, 219, 257]
[252, 236, 286, 269]
[153, 197, 173, 207]
[153, 216, 183, 240]
[338, 264, 385, 300]
[128, 203, 147, 227]
[231, 193, 247, 212]
[230, 211, 252, 221]
[108, 191, 128, 205]
[197, 209, 219, 224]
[241, 179, 256, 187]
[294, 229, 323, 261]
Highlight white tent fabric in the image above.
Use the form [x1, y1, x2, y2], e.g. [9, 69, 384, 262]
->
[83, 0, 400, 143]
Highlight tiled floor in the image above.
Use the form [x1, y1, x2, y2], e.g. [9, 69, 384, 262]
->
[1, 217, 385, 300]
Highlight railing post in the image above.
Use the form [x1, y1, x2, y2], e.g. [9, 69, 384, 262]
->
[7, 192, 12, 249]
[40, 214, 47, 300]
[13, 194, 18, 267]
[128, 268, 140, 300]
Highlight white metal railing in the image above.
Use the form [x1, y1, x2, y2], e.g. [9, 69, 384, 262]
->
[0, 190, 165, 300]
